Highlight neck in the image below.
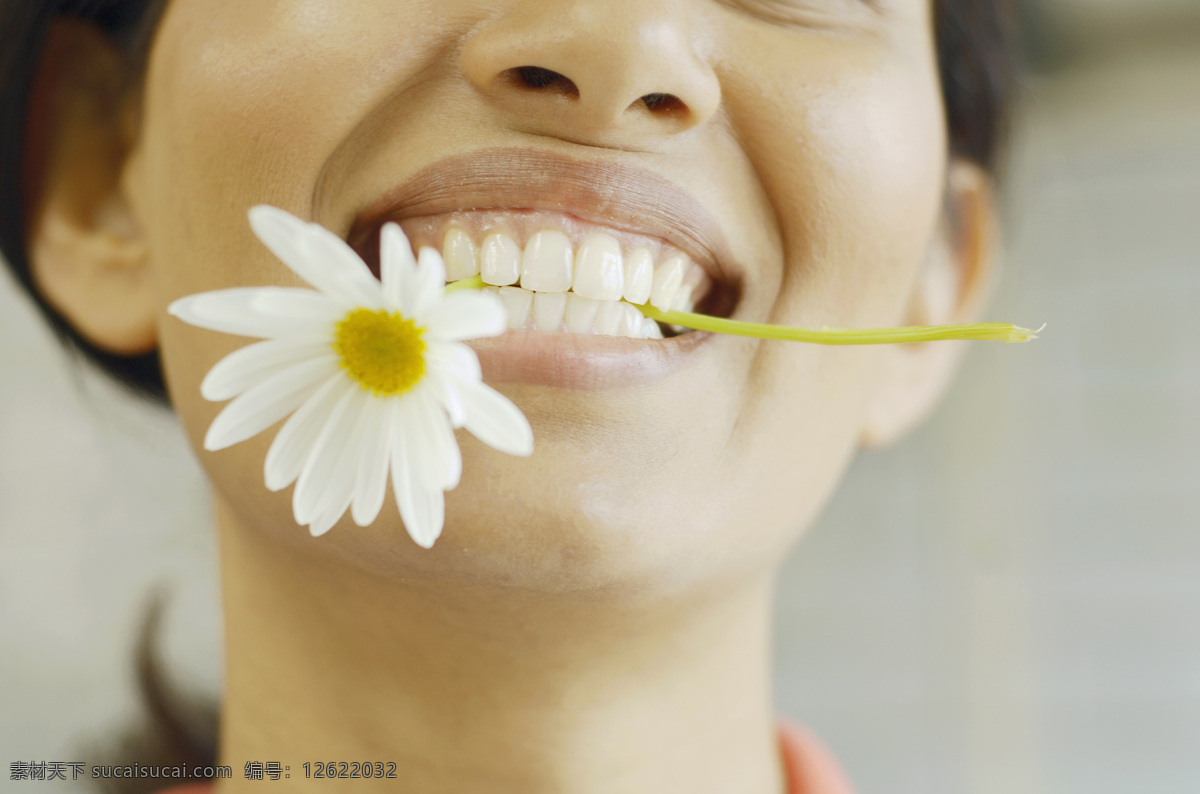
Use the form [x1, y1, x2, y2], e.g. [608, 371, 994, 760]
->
[214, 503, 787, 794]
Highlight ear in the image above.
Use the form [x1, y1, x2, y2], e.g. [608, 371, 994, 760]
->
[859, 159, 998, 448]
[25, 18, 155, 356]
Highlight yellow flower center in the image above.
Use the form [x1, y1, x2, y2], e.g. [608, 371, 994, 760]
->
[333, 308, 426, 396]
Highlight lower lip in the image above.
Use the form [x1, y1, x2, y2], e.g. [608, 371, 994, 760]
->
[465, 329, 712, 390]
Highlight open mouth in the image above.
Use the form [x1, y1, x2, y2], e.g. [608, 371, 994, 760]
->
[352, 209, 739, 340]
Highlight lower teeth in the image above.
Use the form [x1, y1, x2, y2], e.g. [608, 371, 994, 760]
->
[479, 286, 694, 339]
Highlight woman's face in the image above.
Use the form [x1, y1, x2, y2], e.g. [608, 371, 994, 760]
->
[134, 0, 948, 591]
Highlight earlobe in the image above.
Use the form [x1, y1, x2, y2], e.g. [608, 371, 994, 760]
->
[858, 159, 997, 448]
[25, 18, 156, 356]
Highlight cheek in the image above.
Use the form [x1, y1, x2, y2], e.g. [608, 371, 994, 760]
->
[800, 76, 947, 323]
[139, 0, 453, 441]
[136, 0, 454, 294]
[721, 24, 948, 325]
[707, 22, 947, 528]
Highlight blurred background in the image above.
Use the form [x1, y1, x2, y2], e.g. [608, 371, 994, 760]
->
[2, 1, 1198, 792]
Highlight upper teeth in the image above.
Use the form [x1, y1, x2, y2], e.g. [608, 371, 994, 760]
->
[441, 227, 707, 338]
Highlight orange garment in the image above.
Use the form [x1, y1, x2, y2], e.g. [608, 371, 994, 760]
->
[775, 718, 856, 794]
[157, 720, 854, 794]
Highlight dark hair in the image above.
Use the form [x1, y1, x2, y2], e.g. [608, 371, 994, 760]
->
[936, 0, 1017, 177]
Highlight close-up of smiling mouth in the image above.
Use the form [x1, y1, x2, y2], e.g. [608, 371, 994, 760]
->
[347, 148, 744, 343]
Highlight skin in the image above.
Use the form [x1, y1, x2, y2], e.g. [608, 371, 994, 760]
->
[28, 1, 996, 791]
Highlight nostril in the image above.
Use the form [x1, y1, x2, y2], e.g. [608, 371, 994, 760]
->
[507, 66, 579, 97]
[515, 66, 560, 88]
[640, 93, 684, 114]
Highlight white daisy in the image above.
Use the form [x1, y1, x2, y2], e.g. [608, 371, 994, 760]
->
[168, 206, 533, 547]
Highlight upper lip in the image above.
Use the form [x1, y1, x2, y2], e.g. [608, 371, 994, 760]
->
[346, 147, 742, 291]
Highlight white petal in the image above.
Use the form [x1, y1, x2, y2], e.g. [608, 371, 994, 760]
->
[245, 205, 310, 269]
[389, 414, 445, 548]
[293, 386, 364, 525]
[169, 290, 320, 338]
[201, 336, 333, 401]
[380, 223, 415, 311]
[450, 375, 534, 457]
[351, 398, 393, 527]
[426, 341, 482, 381]
[264, 375, 352, 491]
[420, 291, 507, 342]
[427, 370, 466, 428]
[389, 414, 414, 528]
[308, 514, 337, 537]
[405, 486, 445, 549]
[203, 357, 338, 451]
[301, 221, 386, 308]
[396, 390, 446, 491]
[406, 247, 446, 318]
[248, 207, 349, 297]
[309, 489, 353, 537]
[413, 386, 462, 490]
[248, 206, 375, 306]
[303, 391, 375, 533]
[250, 288, 344, 325]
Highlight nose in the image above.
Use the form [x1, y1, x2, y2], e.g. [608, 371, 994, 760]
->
[460, 0, 721, 142]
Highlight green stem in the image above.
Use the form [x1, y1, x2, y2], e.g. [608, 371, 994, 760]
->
[445, 277, 1041, 344]
[637, 304, 1042, 344]
[444, 274, 485, 294]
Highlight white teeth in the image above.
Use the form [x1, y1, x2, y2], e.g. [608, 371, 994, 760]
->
[594, 299, 623, 336]
[573, 233, 624, 301]
[670, 284, 694, 313]
[650, 254, 687, 311]
[532, 291, 567, 332]
[617, 303, 645, 338]
[481, 284, 678, 339]
[622, 247, 654, 305]
[443, 227, 479, 281]
[433, 225, 710, 340]
[520, 230, 573, 293]
[481, 232, 520, 286]
[499, 286, 532, 329]
[681, 264, 706, 291]
[565, 294, 600, 334]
